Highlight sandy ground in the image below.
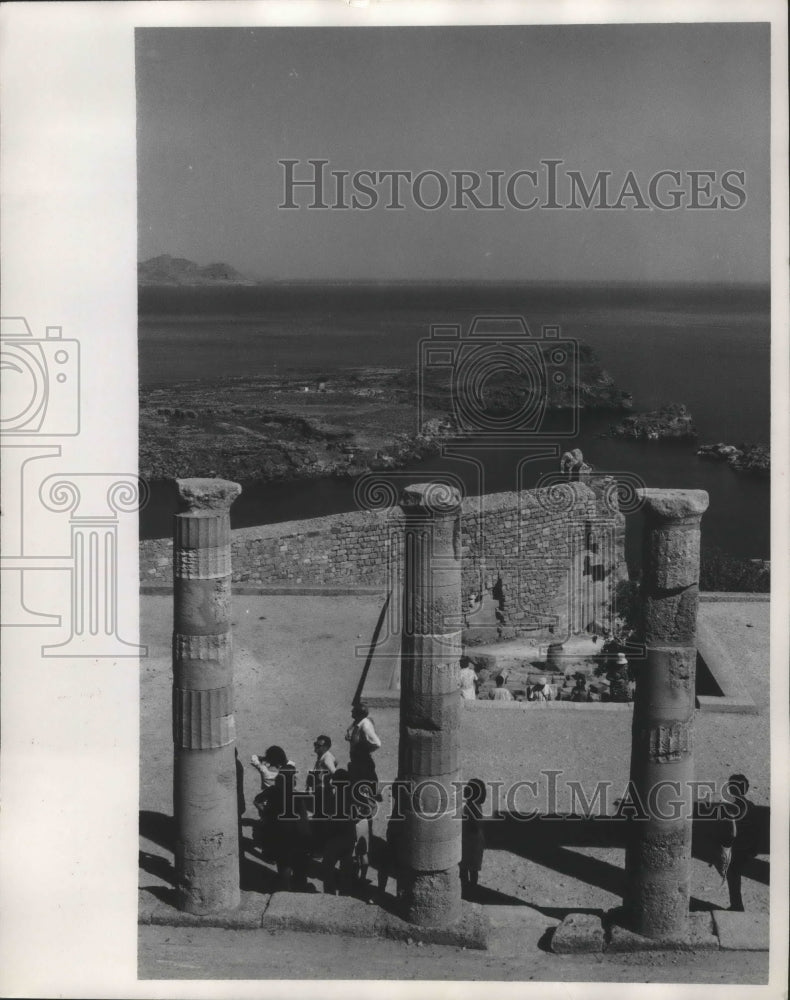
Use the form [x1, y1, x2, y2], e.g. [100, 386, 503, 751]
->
[697, 600, 770, 709]
[138, 925, 769, 983]
[139, 593, 771, 980]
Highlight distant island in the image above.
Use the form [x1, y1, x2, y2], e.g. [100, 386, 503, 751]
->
[138, 254, 256, 286]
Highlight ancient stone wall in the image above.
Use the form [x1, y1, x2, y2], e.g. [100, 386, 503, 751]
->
[140, 483, 624, 634]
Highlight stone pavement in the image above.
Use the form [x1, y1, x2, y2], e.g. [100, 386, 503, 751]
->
[139, 592, 772, 974]
[696, 595, 769, 713]
[139, 887, 768, 954]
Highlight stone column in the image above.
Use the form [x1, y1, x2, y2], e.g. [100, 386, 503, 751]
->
[172, 477, 241, 914]
[623, 488, 709, 938]
[397, 483, 463, 927]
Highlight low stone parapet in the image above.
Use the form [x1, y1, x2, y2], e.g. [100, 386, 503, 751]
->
[464, 698, 633, 711]
[140, 483, 624, 636]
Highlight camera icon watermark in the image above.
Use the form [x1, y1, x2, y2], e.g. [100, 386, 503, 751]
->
[418, 316, 580, 443]
[1, 316, 146, 658]
[1, 317, 80, 436]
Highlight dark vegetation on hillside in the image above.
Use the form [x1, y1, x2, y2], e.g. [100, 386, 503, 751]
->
[699, 547, 770, 593]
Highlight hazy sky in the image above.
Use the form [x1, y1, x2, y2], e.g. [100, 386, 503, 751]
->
[136, 23, 770, 283]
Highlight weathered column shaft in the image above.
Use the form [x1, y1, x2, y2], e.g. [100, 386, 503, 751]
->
[397, 483, 463, 927]
[623, 488, 709, 938]
[172, 477, 241, 914]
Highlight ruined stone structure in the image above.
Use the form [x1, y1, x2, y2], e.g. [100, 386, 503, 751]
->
[623, 488, 709, 938]
[152, 477, 713, 935]
[397, 483, 463, 926]
[172, 478, 241, 913]
[142, 483, 624, 640]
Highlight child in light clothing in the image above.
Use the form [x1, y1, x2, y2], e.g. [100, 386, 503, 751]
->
[306, 735, 337, 819]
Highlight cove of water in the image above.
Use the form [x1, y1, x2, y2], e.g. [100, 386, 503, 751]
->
[139, 282, 769, 561]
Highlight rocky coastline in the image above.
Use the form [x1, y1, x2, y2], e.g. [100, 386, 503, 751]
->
[140, 352, 631, 483]
[608, 403, 696, 442]
[697, 441, 770, 476]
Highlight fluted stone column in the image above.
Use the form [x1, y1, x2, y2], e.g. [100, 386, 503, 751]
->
[172, 477, 241, 913]
[623, 488, 709, 938]
[397, 483, 463, 927]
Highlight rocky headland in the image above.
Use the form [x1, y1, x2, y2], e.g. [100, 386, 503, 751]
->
[138, 254, 256, 286]
[697, 441, 770, 476]
[140, 348, 631, 483]
[609, 403, 696, 442]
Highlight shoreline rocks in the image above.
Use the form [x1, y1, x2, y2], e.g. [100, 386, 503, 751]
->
[609, 403, 696, 442]
[697, 442, 770, 476]
[140, 357, 633, 483]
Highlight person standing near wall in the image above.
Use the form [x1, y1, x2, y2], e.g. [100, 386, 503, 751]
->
[250, 745, 299, 870]
[570, 674, 588, 702]
[489, 675, 514, 701]
[460, 778, 486, 897]
[458, 657, 478, 700]
[529, 676, 554, 702]
[320, 769, 357, 895]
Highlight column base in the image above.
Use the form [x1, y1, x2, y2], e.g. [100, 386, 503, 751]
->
[606, 910, 718, 951]
[175, 853, 241, 915]
[399, 867, 461, 927]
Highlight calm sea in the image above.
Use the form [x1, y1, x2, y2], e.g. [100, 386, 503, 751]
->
[138, 283, 770, 560]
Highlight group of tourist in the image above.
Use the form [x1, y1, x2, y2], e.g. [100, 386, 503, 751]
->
[248, 701, 382, 894]
[246, 698, 490, 900]
[458, 655, 635, 703]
